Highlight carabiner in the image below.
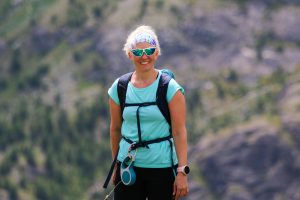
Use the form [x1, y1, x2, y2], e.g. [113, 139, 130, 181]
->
[128, 142, 137, 153]
[127, 145, 137, 161]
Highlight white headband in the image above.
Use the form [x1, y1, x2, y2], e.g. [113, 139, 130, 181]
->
[132, 32, 156, 48]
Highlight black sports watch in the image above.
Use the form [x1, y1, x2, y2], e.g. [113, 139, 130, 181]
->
[177, 165, 190, 175]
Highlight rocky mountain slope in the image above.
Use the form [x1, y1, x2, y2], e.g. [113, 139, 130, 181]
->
[186, 70, 300, 200]
[1, 0, 300, 199]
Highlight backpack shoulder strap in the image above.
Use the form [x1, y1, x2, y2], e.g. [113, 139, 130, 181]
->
[156, 72, 172, 127]
[117, 72, 133, 115]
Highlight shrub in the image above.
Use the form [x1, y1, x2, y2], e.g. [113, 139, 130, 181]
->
[66, 1, 87, 28]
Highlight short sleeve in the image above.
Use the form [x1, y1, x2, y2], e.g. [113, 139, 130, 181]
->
[108, 78, 120, 105]
[166, 79, 185, 103]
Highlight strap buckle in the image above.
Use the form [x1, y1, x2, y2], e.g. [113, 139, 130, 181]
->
[127, 144, 137, 160]
[129, 142, 150, 151]
[128, 142, 137, 152]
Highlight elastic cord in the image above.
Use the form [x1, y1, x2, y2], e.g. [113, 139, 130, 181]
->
[104, 181, 122, 200]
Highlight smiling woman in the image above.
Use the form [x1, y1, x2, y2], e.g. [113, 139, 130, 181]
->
[123, 26, 161, 57]
[104, 25, 189, 200]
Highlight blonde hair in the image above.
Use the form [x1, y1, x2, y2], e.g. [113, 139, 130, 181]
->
[123, 25, 161, 58]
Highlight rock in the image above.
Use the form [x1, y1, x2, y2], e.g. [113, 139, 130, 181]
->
[185, 180, 212, 200]
[272, 7, 300, 42]
[27, 26, 63, 55]
[189, 121, 300, 199]
[278, 81, 300, 146]
[0, 39, 6, 55]
[0, 189, 9, 200]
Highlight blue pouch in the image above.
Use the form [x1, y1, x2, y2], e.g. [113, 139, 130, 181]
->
[120, 156, 136, 186]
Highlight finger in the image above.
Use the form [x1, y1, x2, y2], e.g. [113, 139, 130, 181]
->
[112, 173, 116, 185]
[184, 187, 190, 196]
[175, 189, 182, 200]
[179, 188, 189, 197]
[181, 190, 187, 196]
[181, 187, 188, 196]
[173, 183, 177, 196]
[185, 187, 189, 195]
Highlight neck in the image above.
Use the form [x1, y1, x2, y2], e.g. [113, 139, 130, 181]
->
[135, 68, 157, 79]
[132, 68, 158, 88]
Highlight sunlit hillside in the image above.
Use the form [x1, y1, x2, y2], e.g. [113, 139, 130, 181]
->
[1, 0, 300, 199]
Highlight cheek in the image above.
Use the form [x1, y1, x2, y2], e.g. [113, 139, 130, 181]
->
[152, 53, 158, 61]
[152, 51, 159, 60]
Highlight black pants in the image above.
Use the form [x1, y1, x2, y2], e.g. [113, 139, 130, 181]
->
[114, 162, 176, 200]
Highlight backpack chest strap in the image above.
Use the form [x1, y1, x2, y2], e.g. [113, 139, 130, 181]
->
[124, 101, 157, 143]
[124, 102, 157, 107]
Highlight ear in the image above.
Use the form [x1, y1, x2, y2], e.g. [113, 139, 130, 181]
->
[128, 52, 134, 60]
[153, 49, 159, 59]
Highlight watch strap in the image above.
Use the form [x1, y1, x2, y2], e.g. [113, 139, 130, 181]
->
[177, 165, 189, 175]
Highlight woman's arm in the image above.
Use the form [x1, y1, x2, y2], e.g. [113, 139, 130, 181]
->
[169, 90, 189, 199]
[169, 90, 188, 167]
[109, 97, 122, 160]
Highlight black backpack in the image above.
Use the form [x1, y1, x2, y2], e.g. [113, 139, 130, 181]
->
[117, 69, 174, 126]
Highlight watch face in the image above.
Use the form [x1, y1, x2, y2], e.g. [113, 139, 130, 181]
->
[184, 166, 190, 174]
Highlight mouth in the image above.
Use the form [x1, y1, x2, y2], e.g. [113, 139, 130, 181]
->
[140, 61, 150, 65]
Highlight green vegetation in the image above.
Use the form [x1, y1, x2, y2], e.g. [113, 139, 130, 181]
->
[0, 0, 298, 199]
[0, 94, 110, 199]
[185, 67, 287, 142]
[66, 0, 87, 28]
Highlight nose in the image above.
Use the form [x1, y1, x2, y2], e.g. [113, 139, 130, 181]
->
[141, 52, 148, 59]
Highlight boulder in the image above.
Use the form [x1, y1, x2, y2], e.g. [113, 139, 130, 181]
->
[188, 121, 300, 199]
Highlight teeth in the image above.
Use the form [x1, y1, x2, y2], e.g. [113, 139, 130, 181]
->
[141, 62, 149, 64]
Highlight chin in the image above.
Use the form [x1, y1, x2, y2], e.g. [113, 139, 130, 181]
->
[142, 65, 154, 70]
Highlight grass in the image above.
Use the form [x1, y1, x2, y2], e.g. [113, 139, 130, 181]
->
[0, 0, 56, 39]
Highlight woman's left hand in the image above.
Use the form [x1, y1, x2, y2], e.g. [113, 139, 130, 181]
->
[173, 173, 189, 200]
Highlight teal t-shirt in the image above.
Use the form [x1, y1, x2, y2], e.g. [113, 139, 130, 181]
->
[108, 70, 184, 168]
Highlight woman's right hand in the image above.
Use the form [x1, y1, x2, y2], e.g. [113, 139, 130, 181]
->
[112, 163, 118, 185]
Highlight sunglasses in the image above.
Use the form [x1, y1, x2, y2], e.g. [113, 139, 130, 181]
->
[131, 47, 156, 57]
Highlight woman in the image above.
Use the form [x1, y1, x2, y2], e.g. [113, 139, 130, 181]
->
[107, 25, 189, 200]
